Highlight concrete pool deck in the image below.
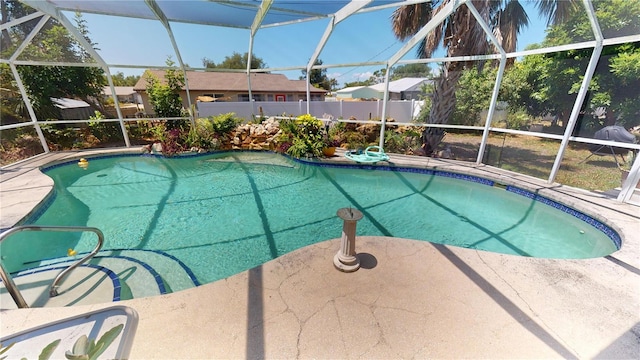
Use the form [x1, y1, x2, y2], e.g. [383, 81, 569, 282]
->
[1, 148, 639, 358]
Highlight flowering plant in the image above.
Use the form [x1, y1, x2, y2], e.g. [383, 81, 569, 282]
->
[277, 114, 325, 158]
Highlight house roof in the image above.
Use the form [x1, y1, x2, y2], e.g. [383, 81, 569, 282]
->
[102, 86, 136, 96]
[335, 86, 368, 94]
[134, 70, 327, 94]
[369, 78, 432, 93]
[335, 78, 432, 96]
[51, 98, 91, 109]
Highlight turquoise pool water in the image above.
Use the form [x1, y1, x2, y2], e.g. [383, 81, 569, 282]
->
[3, 152, 618, 286]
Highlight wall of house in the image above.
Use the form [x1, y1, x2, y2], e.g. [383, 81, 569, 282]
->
[59, 106, 95, 120]
[337, 87, 381, 100]
[138, 90, 323, 116]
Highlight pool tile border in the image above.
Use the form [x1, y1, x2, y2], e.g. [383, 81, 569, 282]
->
[148, 249, 201, 286]
[103, 249, 200, 287]
[297, 157, 622, 250]
[98, 254, 166, 295]
[506, 186, 623, 249]
[18, 188, 57, 226]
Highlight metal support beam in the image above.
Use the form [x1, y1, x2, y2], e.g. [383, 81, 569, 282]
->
[145, 0, 194, 127]
[378, 65, 392, 149]
[378, 0, 460, 149]
[10, 63, 49, 153]
[0, 11, 43, 31]
[21, 1, 132, 146]
[388, 0, 460, 66]
[306, 0, 372, 113]
[548, 0, 603, 184]
[6, 12, 50, 153]
[247, 0, 273, 113]
[618, 155, 640, 203]
[465, 0, 508, 164]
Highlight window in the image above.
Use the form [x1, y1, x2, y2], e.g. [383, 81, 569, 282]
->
[238, 94, 265, 101]
[201, 93, 227, 102]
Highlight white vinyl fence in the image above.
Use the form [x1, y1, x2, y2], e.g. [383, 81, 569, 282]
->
[196, 99, 424, 123]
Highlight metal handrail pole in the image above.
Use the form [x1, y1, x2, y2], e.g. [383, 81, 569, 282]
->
[0, 262, 29, 308]
[0, 225, 104, 308]
[46, 227, 104, 297]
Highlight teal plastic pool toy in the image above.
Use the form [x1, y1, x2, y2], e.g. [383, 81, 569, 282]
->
[345, 146, 390, 163]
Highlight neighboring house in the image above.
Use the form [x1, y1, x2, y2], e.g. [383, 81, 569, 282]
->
[102, 86, 142, 104]
[52, 98, 94, 120]
[134, 70, 327, 115]
[336, 78, 432, 101]
[334, 86, 381, 100]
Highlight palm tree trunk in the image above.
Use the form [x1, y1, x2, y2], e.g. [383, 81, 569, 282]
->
[422, 63, 463, 155]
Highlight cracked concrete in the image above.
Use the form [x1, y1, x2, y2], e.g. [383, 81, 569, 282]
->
[3, 237, 639, 358]
[1, 148, 639, 358]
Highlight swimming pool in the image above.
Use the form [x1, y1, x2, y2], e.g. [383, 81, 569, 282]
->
[3, 152, 620, 292]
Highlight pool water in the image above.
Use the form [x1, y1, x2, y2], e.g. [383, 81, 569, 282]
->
[3, 152, 618, 286]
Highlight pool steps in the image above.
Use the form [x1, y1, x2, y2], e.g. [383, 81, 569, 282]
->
[0, 249, 198, 309]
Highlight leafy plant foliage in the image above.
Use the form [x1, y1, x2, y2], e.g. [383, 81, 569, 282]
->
[144, 58, 186, 130]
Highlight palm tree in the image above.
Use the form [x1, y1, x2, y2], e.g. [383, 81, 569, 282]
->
[392, 0, 579, 155]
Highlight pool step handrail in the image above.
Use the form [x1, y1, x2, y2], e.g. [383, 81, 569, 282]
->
[0, 225, 104, 308]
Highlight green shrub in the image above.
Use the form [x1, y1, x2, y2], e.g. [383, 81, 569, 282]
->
[40, 124, 81, 150]
[277, 114, 325, 158]
[344, 131, 367, 150]
[144, 58, 186, 130]
[505, 107, 530, 130]
[88, 111, 123, 143]
[210, 112, 242, 135]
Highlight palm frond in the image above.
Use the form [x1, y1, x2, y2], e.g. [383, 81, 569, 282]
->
[496, 0, 529, 52]
[391, 2, 434, 41]
[535, 0, 581, 26]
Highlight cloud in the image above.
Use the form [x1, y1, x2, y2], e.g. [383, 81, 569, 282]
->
[353, 71, 373, 80]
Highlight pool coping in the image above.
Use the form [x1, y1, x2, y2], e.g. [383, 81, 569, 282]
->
[1, 147, 639, 358]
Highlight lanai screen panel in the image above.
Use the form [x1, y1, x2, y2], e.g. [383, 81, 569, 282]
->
[43, 0, 358, 28]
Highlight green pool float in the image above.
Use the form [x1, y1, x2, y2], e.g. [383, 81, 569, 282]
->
[345, 146, 390, 163]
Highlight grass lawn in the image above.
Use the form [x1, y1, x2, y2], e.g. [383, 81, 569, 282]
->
[440, 132, 627, 192]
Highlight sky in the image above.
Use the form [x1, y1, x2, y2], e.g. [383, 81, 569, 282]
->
[64, 1, 551, 87]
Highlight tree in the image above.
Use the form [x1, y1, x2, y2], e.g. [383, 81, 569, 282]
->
[391, 0, 578, 155]
[202, 52, 267, 70]
[368, 68, 387, 84]
[503, 0, 640, 132]
[1, 2, 106, 120]
[110, 72, 140, 86]
[0, 0, 34, 52]
[391, 63, 432, 80]
[144, 58, 185, 130]
[343, 80, 373, 88]
[451, 66, 497, 126]
[300, 59, 336, 91]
